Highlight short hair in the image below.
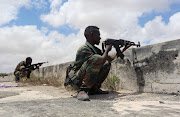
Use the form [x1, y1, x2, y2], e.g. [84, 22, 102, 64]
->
[84, 26, 99, 38]
[26, 57, 32, 61]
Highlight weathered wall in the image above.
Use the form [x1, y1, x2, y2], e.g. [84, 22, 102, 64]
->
[130, 39, 180, 94]
[32, 39, 180, 94]
[33, 62, 72, 79]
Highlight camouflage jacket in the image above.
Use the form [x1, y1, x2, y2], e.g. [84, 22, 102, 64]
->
[75, 42, 103, 70]
[14, 61, 28, 73]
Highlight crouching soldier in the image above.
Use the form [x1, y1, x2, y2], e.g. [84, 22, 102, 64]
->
[14, 57, 35, 82]
[65, 26, 117, 101]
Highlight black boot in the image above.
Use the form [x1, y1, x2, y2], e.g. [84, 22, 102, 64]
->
[15, 77, 20, 83]
[89, 87, 109, 95]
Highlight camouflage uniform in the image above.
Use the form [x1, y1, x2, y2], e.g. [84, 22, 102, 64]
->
[75, 42, 111, 90]
[14, 61, 31, 81]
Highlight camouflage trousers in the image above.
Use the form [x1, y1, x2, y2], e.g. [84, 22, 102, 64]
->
[14, 70, 31, 79]
[76, 54, 111, 89]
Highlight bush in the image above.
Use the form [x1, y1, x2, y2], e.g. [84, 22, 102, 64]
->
[19, 73, 63, 87]
[102, 75, 120, 91]
[19, 73, 120, 91]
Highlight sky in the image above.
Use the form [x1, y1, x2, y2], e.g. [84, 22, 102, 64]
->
[0, 0, 180, 73]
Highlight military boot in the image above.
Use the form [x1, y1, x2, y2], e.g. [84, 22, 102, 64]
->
[88, 87, 109, 95]
[77, 87, 90, 101]
[15, 77, 20, 83]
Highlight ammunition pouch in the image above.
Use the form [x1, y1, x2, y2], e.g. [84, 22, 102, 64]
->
[64, 64, 79, 87]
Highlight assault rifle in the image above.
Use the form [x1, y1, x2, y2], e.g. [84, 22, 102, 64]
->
[27, 61, 48, 70]
[102, 39, 140, 59]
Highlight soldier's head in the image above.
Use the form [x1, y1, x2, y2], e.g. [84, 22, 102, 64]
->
[26, 57, 32, 65]
[84, 26, 101, 45]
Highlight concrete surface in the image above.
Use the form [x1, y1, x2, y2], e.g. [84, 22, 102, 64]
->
[1, 77, 180, 117]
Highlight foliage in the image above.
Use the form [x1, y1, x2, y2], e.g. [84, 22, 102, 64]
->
[20, 73, 64, 87]
[20, 73, 120, 91]
[102, 74, 120, 91]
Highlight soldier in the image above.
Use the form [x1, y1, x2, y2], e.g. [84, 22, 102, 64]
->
[72, 26, 117, 101]
[14, 57, 35, 82]
[65, 26, 132, 101]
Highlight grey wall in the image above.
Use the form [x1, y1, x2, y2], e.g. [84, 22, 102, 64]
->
[130, 39, 180, 94]
[27, 39, 180, 94]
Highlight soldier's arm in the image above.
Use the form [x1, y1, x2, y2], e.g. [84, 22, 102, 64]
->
[17, 61, 26, 71]
[107, 53, 117, 62]
[102, 45, 112, 63]
[76, 46, 94, 62]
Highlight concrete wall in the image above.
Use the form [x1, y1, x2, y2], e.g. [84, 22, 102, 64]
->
[33, 62, 72, 79]
[130, 39, 180, 94]
[31, 39, 180, 94]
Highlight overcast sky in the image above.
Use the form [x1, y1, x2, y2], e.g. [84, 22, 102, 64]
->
[0, 0, 180, 73]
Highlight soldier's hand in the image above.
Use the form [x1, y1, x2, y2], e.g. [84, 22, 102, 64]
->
[36, 66, 40, 69]
[29, 66, 35, 70]
[106, 45, 112, 53]
[126, 43, 132, 49]
[122, 43, 132, 53]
